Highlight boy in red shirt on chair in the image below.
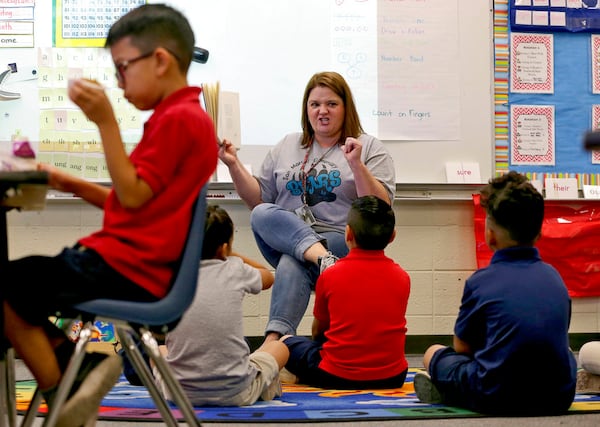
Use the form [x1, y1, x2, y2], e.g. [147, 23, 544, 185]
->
[1, 4, 217, 426]
[281, 195, 410, 388]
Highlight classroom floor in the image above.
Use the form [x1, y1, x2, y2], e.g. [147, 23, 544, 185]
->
[14, 354, 600, 427]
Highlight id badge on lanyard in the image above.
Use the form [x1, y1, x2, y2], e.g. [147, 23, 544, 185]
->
[295, 142, 334, 226]
[295, 203, 316, 226]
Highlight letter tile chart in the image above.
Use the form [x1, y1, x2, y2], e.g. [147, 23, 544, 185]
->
[37, 0, 146, 181]
[36, 47, 146, 181]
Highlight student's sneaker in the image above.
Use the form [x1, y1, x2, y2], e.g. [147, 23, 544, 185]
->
[279, 367, 299, 384]
[72, 352, 116, 392]
[318, 251, 339, 274]
[260, 376, 283, 401]
[413, 370, 443, 404]
[55, 353, 123, 427]
[576, 369, 600, 394]
[118, 343, 151, 386]
[42, 351, 117, 408]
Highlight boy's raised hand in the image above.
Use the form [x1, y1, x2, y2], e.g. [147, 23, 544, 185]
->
[67, 79, 116, 126]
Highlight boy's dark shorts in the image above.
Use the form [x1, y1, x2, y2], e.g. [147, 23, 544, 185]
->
[1, 245, 158, 326]
[284, 335, 407, 389]
[429, 346, 575, 415]
[429, 346, 473, 400]
[429, 346, 472, 383]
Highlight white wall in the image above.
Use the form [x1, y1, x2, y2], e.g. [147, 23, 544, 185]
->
[8, 196, 600, 338]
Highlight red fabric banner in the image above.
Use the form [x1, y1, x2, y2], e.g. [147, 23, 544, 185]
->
[473, 194, 600, 298]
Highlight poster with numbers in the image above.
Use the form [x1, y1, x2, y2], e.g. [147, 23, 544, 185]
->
[53, 0, 146, 47]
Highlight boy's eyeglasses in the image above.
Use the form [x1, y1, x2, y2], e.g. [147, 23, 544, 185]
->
[114, 48, 182, 84]
[114, 51, 155, 83]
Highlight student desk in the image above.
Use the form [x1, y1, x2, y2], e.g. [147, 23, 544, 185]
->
[0, 170, 49, 264]
[0, 170, 48, 427]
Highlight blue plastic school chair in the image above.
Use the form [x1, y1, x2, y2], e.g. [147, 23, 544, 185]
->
[19, 184, 208, 427]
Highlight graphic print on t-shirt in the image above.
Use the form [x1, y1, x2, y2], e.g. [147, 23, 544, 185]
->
[285, 159, 341, 206]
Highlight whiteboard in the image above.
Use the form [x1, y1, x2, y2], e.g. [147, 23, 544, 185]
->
[0, 0, 493, 184]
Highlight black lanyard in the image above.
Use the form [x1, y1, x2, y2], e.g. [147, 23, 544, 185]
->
[299, 142, 337, 205]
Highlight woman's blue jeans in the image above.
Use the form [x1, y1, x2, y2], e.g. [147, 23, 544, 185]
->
[250, 203, 348, 336]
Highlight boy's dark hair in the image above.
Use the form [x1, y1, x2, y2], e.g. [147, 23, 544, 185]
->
[105, 4, 195, 72]
[202, 205, 234, 260]
[479, 170, 544, 245]
[347, 196, 395, 250]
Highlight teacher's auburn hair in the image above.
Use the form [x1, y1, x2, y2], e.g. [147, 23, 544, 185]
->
[300, 71, 364, 148]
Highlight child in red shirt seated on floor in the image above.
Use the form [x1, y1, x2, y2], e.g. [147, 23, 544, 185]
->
[280, 195, 410, 389]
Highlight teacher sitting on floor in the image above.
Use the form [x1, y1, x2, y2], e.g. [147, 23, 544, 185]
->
[218, 71, 395, 346]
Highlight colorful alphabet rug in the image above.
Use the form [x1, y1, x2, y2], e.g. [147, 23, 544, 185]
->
[16, 369, 600, 422]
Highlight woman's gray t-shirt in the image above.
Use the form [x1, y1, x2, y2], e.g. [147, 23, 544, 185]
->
[256, 133, 395, 233]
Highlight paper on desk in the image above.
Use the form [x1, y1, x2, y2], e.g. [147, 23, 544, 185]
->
[0, 152, 36, 172]
[0, 140, 36, 171]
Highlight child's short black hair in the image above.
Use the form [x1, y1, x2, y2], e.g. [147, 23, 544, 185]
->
[105, 4, 195, 72]
[479, 171, 544, 245]
[347, 196, 395, 250]
[202, 205, 234, 260]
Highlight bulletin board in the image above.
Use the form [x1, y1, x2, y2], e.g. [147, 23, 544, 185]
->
[494, 0, 600, 187]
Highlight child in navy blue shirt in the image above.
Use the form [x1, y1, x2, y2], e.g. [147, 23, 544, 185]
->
[414, 171, 577, 416]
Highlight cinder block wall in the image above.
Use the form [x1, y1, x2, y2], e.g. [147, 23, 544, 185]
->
[8, 198, 600, 339]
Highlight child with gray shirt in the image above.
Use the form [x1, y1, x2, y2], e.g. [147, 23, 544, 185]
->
[154, 205, 289, 406]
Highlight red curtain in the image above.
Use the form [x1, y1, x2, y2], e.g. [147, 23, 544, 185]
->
[473, 194, 600, 297]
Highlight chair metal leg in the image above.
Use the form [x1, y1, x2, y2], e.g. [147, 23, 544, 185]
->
[0, 356, 8, 427]
[15, 320, 201, 427]
[19, 388, 42, 427]
[5, 348, 16, 427]
[139, 328, 202, 427]
[0, 347, 16, 427]
[117, 328, 181, 427]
